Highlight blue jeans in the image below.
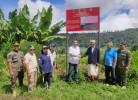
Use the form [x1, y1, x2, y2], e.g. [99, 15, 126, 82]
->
[67, 63, 78, 82]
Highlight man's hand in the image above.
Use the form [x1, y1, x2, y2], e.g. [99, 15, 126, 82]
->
[113, 65, 116, 69]
[78, 55, 82, 58]
[96, 63, 99, 66]
[10, 71, 14, 76]
[54, 65, 57, 69]
[28, 73, 31, 77]
[126, 67, 129, 71]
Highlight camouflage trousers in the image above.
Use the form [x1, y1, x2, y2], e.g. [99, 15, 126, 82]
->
[27, 71, 38, 91]
[11, 69, 24, 92]
[116, 67, 127, 86]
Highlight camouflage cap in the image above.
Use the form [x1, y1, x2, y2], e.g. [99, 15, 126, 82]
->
[120, 41, 126, 45]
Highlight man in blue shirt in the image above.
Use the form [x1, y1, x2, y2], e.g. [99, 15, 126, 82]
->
[104, 42, 117, 86]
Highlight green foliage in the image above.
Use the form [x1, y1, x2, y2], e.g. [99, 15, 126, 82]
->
[9, 9, 17, 20]
[20, 41, 43, 58]
[39, 6, 52, 32]
[0, 43, 138, 100]
[56, 46, 66, 54]
[1, 41, 43, 59]
[53, 28, 138, 48]
[128, 51, 138, 79]
[131, 44, 138, 51]
[0, 8, 5, 20]
[0, 43, 13, 58]
[0, 5, 65, 45]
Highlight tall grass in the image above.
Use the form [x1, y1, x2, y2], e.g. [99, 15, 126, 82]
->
[0, 43, 138, 100]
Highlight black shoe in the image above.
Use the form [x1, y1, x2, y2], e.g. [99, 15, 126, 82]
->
[42, 84, 45, 88]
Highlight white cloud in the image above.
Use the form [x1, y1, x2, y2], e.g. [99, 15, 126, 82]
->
[65, 0, 121, 17]
[18, 0, 64, 26]
[64, 0, 138, 32]
[18, 0, 138, 32]
[101, 13, 134, 31]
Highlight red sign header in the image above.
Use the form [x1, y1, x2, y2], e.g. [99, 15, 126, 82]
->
[66, 7, 100, 32]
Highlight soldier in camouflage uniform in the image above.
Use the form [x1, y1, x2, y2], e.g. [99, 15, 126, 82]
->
[116, 42, 131, 89]
[7, 42, 24, 96]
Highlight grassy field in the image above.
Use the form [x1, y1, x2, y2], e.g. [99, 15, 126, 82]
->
[0, 49, 138, 100]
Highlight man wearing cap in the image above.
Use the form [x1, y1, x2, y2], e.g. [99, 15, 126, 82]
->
[116, 42, 131, 89]
[81, 40, 100, 82]
[24, 45, 38, 92]
[7, 42, 24, 96]
[67, 40, 80, 84]
[47, 43, 56, 83]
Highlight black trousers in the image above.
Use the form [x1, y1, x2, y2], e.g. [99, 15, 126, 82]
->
[42, 72, 52, 86]
[105, 65, 116, 85]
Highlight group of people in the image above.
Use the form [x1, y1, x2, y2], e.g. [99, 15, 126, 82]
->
[7, 43, 56, 96]
[67, 40, 131, 89]
[7, 40, 131, 97]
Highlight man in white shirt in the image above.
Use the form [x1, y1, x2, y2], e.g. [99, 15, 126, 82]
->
[67, 40, 81, 84]
[47, 43, 56, 84]
[47, 43, 56, 69]
[24, 45, 38, 92]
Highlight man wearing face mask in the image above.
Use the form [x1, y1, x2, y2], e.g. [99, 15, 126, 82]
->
[7, 42, 24, 97]
[24, 45, 38, 92]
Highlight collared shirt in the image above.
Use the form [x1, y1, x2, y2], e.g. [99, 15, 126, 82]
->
[24, 52, 37, 73]
[39, 54, 53, 73]
[92, 46, 95, 53]
[117, 48, 131, 67]
[104, 49, 117, 66]
[7, 50, 24, 71]
[47, 49, 56, 67]
[69, 46, 80, 64]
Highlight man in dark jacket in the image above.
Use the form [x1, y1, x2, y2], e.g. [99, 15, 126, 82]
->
[81, 40, 100, 82]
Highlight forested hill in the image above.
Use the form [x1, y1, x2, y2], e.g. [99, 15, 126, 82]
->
[53, 28, 138, 48]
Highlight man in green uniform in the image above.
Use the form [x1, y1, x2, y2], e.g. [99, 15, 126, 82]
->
[116, 41, 131, 89]
[7, 42, 25, 96]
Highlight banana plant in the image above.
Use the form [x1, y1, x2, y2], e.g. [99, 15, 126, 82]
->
[31, 5, 66, 44]
[0, 4, 66, 45]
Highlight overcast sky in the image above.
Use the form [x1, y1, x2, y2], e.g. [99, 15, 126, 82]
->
[0, 0, 138, 32]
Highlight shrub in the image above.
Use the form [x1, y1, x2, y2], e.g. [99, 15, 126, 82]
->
[20, 41, 42, 58]
[1, 41, 43, 59]
[131, 44, 138, 51]
[0, 42, 13, 58]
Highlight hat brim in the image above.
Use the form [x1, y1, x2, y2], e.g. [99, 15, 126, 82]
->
[13, 45, 19, 46]
[43, 47, 48, 49]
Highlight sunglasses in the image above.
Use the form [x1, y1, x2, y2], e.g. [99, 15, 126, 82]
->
[14, 45, 19, 47]
[30, 49, 35, 51]
[119, 44, 123, 46]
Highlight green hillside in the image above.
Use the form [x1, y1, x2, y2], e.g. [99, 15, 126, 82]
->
[53, 28, 138, 48]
